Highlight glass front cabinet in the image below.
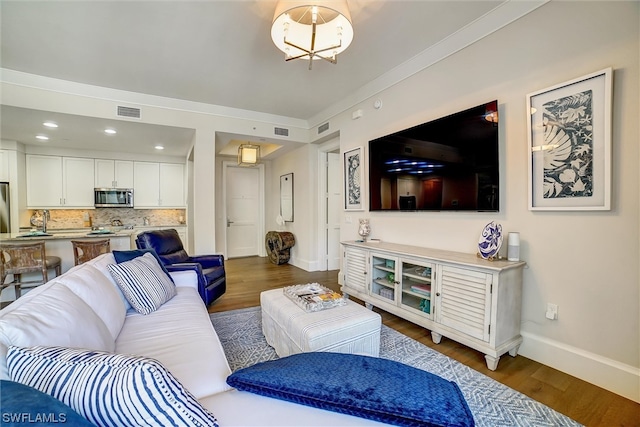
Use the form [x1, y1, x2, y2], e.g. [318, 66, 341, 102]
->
[341, 241, 526, 370]
[369, 253, 433, 319]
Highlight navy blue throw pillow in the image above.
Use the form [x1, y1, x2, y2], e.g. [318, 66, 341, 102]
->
[227, 352, 475, 427]
[113, 249, 174, 283]
[0, 380, 93, 426]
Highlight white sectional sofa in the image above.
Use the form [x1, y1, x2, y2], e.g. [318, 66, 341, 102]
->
[0, 252, 382, 426]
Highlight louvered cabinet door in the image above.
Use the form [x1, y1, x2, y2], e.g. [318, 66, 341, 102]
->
[344, 247, 368, 295]
[435, 265, 492, 342]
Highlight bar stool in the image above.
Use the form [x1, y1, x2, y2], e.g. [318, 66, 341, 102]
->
[71, 239, 111, 265]
[46, 255, 62, 278]
[0, 241, 49, 301]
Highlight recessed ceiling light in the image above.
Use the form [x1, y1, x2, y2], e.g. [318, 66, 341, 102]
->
[36, 135, 49, 141]
[43, 121, 58, 128]
[104, 128, 117, 135]
[154, 145, 164, 150]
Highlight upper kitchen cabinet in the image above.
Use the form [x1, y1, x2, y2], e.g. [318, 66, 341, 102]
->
[0, 150, 10, 182]
[133, 162, 185, 208]
[95, 159, 134, 188]
[26, 155, 95, 208]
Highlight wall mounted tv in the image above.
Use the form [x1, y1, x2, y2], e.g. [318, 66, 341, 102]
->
[369, 100, 499, 212]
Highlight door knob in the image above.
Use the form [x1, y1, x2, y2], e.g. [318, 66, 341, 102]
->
[227, 219, 234, 227]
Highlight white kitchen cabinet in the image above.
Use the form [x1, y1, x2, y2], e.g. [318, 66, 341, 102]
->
[133, 162, 160, 207]
[95, 159, 134, 188]
[159, 163, 185, 207]
[0, 150, 10, 182]
[133, 162, 184, 208]
[63, 157, 95, 207]
[26, 155, 95, 208]
[341, 240, 526, 370]
[27, 155, 63, 207]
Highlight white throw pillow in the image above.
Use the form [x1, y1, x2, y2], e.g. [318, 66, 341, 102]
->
[7, 346, 219, 427]
[58, 264, 126, 340]
[107, 252, 176, 315]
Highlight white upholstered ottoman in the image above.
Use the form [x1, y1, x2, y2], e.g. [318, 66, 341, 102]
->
[260, 288, 382, 358]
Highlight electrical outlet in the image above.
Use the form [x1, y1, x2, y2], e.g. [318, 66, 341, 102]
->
[345, 216, 352, 224]
[545, 303, 558, 320]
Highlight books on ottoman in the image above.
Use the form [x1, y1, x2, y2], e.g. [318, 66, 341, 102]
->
[283, 283, 346, 312]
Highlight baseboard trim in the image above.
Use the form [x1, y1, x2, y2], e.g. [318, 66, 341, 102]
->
[520, 331, 639, 403]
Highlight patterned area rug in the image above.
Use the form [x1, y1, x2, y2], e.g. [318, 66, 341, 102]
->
[210, 306, 581, 427]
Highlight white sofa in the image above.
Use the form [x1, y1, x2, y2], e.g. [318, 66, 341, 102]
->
[0, 253, 382, 426]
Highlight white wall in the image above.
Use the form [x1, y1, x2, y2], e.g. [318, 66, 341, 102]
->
[322, 1, 639, 401]
[269, 144, 319, 271]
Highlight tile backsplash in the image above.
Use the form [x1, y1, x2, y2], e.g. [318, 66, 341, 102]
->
[24, 208, 186, 230]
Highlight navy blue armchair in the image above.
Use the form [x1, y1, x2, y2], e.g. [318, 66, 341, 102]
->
[135, 229, 225, 306]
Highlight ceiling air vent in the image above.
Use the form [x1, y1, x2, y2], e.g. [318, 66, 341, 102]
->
[117, 106, 141, 119]
[274, 127, 289, 137]
[318, 122, 329, 134]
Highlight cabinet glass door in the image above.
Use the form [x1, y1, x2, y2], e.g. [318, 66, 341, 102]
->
[370, 254, 397, 302]
[400, 260, 433, 318]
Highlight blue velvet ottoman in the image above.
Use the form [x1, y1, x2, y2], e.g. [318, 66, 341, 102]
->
[227, 352, 475, 427]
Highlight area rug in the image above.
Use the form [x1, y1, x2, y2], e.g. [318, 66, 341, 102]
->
[210, 306, 581, 427]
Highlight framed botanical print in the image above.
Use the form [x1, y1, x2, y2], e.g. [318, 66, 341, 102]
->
[344, 146, 364, 211]
[526, 68, 612, 211]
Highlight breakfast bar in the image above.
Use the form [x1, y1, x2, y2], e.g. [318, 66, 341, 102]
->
[0, 230, 134, 304]
[0, 230, 134, 273]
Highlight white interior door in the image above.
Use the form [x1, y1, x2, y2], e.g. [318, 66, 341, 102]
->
[226, 166, 261, 258]
[327, 152, 341, 270]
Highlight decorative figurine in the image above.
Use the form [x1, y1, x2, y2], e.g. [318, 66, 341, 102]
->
[358, 218, 371, 242]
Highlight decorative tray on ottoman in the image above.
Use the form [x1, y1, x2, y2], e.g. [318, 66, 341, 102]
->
[283, 283, 346, 312]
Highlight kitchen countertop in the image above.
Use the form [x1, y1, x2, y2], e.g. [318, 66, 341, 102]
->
[0, 225, 186, 242]
[0, 230, 135, 241]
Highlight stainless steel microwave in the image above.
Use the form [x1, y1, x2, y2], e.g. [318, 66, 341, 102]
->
[94, 188, 134, 208]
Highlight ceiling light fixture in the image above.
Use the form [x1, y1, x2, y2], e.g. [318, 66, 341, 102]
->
[154, 145, 164, 150]
[271, 0, 353, 70]
[238, 143, 260, 167]
[104, 128, 117, 135]
[36, 135, 49, 141]
[43, 121, 58, 128]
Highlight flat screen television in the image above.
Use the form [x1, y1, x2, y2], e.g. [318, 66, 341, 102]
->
[369, 100, 499, 212]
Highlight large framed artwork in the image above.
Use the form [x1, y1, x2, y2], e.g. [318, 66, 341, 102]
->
[526, 68, 612, 211]
[344, 146, 364, 211]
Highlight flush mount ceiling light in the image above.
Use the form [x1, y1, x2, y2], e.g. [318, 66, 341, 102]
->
[154, 145, 164, 150]
[43, 121, 58, 128]
[104, 128, 117, 135]
[271, 0, 353, 70]
[238, 144, 260, 167]
[36, 135, 49, 141]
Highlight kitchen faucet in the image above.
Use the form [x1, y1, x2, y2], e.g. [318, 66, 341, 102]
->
[42, 210, 50, 233]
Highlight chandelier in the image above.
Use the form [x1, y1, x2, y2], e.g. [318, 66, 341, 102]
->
[271, 1, 354, 70]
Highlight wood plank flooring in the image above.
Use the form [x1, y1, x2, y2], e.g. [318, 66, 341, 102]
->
[209, 256, 640, 427]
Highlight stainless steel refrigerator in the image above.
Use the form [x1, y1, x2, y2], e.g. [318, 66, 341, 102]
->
[0, 182, 10, 233]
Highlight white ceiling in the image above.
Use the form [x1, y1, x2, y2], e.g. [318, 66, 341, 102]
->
[0, 0, 516, 157]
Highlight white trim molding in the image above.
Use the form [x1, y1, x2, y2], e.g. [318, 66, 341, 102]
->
[520, 331, 640, 403]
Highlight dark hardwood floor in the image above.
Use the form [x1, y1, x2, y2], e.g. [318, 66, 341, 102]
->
[209, 256, 640, 427]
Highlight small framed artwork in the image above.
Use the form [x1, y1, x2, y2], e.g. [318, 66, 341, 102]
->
[526, 68, 612, 211]
[344, 146, 364, 211]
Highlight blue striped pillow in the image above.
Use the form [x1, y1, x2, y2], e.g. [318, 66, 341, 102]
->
[7, 346, 219, 427]
[107, 252, 176, 314]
